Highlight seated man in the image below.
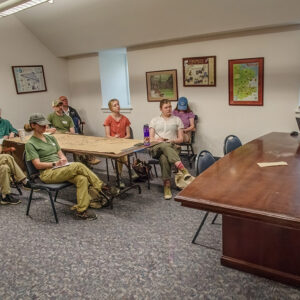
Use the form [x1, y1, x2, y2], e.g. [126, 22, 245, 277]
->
[0, 108, 18, 141]
[0, 154, 28, 205]
[60, 96, 82, 134]
[47, 99, 75, 134]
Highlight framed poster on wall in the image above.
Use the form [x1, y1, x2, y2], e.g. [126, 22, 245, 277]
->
[146, 69, 178, 102]
[12, 65, 47, 94]
[228, 57, 264, 106]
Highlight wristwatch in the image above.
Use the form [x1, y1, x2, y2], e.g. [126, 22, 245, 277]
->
[52, 162, 56, 167]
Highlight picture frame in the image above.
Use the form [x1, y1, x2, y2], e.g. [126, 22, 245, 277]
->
[183, 56, 216, 87]
[146, 69, 178, 102]
[12, 65, 47, 94]
[228, 57, 264, 106]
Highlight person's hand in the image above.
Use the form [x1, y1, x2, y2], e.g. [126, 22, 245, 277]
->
[9, 133, 15, 139]
[3, 135, 8, 140]
[114, 134, 120, 138]
[60, 157, 68, 165]
[47, 128, 56, 134]
[157, 137, 165, 142]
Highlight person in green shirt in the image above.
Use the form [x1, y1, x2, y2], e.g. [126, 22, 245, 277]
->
[0, 108, 18, 141]
[25, 113, 110, 221]
[47, 99, 75, 134]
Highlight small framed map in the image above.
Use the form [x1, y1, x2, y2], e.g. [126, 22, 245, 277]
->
[146, 69, 178, 102]
[12, 65, 47, 94]
[183, 56, 216, 87]
[228, 58, 264, 106]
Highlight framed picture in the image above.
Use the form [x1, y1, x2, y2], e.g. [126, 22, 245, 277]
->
[12, 65, 47, 94]
[146, 69, 178, 102]
[228, 57, 264, 106]
[183, 56, 216, 87]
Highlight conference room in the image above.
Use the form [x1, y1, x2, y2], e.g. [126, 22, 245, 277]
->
[0, 0, 300, 298]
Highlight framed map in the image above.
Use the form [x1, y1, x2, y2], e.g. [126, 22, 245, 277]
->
[228, 58, 264, 106]
[146, 69, 178, 102]
[12, 65, 47, 94]
[183, 56, 216, 87]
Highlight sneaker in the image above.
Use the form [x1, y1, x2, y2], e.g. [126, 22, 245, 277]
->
[117, 180, 125, 189]
[164, 186, 172, 200]
[131, 169, 139, 180]
[1, 194, 21, 205]
[22, 181, 31, 189]
[76, 210, 97, 220]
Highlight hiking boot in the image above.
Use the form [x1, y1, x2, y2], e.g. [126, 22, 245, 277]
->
[117, 180, 125, 189]
[181, 168, 192, 181]
[76, 210, 97, 220]
[1, 194, 21, 205]
[164, 186, 172, 200]
[131, 168, 139, 180]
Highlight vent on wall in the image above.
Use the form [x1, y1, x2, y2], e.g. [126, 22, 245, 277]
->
[0, 0, 53, 18]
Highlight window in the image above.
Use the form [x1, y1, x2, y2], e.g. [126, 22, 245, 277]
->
[98, 48, 131, 109]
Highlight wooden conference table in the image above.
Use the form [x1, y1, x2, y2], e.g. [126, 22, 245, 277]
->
[3, 133, 155, 197]
[175, 132, 300, 287]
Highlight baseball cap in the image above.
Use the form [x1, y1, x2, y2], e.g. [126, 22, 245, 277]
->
[52, 99, 63, 107]
[177, 97, 188, 110]
[29, 113, 50, 126]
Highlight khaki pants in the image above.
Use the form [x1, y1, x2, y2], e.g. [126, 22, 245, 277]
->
[0, 154, 26, 196]
[40, 162, 104, 213]
[150, 143, 181, 180]
[117, 156, 128, 175]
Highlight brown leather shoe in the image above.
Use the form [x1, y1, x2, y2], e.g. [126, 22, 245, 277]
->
[75, 210, 97, 220]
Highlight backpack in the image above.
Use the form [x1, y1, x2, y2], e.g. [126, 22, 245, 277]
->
[132, 159, 152, 181]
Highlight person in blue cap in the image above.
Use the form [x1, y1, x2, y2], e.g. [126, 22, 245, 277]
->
[173, 97, 195, 143]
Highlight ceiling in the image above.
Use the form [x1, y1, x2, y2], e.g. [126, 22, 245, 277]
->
[5, 0, 300, 58]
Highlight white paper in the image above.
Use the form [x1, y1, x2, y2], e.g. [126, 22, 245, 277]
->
[52, 162, 72, 169]
[257, 161, 288, 168]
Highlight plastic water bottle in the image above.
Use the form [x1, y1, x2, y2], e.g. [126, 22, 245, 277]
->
[143, 124, 150, 146]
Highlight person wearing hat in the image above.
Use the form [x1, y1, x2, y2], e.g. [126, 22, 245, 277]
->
[173, 97, 195, 143]
[47, 99, 75, 134]
[25, 113, 109, 220]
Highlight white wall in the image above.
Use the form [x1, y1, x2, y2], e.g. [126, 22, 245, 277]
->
[68, 28, 300, 156]
[0, 16, 70, 130]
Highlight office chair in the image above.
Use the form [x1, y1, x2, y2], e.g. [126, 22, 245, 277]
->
[223, 134, 242, 155]
[192, 150, 217, 244]
[24, 152, 73, 223]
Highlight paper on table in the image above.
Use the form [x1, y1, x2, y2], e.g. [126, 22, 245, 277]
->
[52, 162, 72, 169]
[257, 161, 288, 167]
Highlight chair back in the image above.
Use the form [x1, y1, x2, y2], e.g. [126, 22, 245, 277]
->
[223, 135, 242, 155]
[190, 115, 198, 144]
[195, 150, 216, 176]
[23, 152, 40, 180]
[129, 127, 134, 139]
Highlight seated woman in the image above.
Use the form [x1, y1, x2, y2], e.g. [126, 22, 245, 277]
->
[172, 97, 195, 143]
[149, 99, 193, 200]
[103, 99, 137, 188]
[25, 113, 108, 220]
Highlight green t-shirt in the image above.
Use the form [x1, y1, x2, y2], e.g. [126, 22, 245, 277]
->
[25, 134, 61, 163]
[47, 112, 74, 133]
[0, 118, 17, 139]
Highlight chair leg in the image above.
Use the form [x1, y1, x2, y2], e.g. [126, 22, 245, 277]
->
[153, 164, 158, 177]
[48, 191, 59, 223]
[54, 190, 59, 202]
[192, 211, 209, 244]
[105, 158, 110, 181]
[211, 213, 219, 224]
[26, 189, 34, 216]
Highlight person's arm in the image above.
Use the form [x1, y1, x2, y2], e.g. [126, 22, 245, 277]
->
[31, 158, 56, 170]
[183, 118, 195, 133]
[124, 126, 130, 139]
[149, 127, 165, 142]
[8, 121, 18, 136]
[46, 115, 56, 133]
[168, 128, 183, 144]
[69, 127, 75, 134]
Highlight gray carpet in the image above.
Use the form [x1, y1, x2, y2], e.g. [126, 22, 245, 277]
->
[0, 155, 299, 299]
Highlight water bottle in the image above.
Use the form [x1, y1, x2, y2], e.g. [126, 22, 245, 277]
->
[143, 124, 150, 146]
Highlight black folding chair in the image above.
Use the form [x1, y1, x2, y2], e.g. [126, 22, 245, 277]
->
[23, 153, 73, 223]
[192, 150, 217, 244]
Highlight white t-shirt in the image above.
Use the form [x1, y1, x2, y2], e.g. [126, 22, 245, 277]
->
[149, 115, 184, 140]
